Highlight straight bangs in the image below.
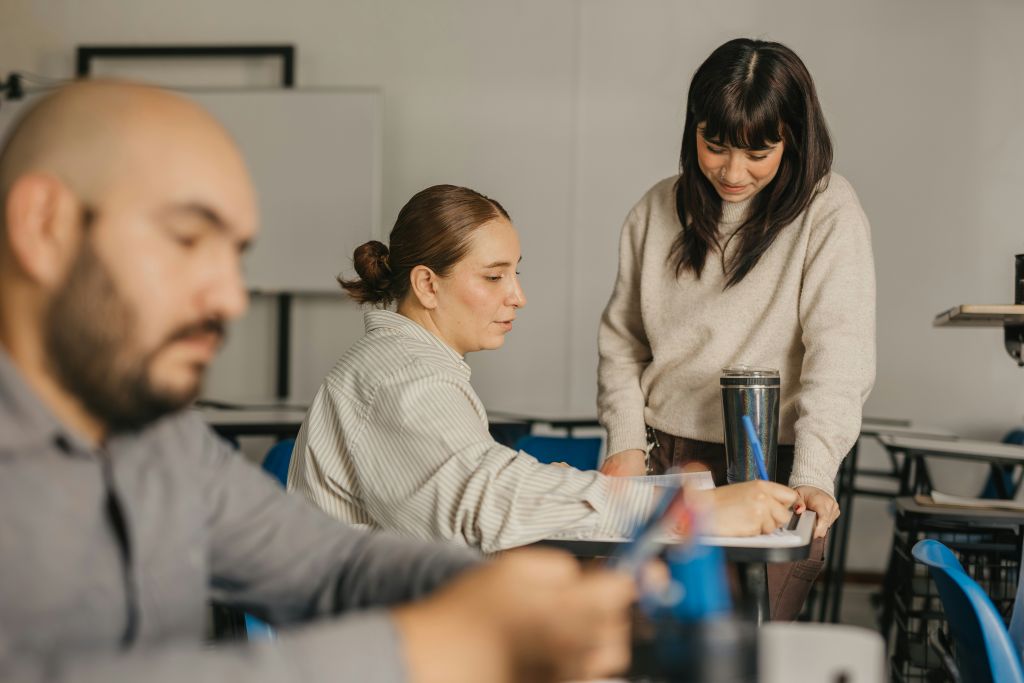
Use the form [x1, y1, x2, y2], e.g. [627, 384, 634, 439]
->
[696, 85, 784, 151]
[675, 38, 833, 288]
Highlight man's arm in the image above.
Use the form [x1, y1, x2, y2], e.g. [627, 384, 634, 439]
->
[2, 549, 637, 683]
[185, 416, 480, 624]
[1, 610, 406, 683]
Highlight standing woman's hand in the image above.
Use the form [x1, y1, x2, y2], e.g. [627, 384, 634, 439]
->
[599, 449, 647, 477]
[793, 486, 839, 538]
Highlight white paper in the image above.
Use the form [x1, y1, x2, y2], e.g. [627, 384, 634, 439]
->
[623, 471, 716, 490]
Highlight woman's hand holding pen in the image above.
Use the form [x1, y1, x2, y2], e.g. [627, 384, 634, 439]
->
[696, 480, 800, 536]
[793, 486, 838, 538]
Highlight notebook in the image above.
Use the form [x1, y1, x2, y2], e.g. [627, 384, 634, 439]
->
[550, 470, 813, 548]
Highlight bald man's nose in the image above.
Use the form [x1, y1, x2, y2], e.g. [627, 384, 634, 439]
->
[203, 260, 248, 321]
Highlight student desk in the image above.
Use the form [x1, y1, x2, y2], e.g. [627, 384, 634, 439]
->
[876, 433, 1024, 496]
[817, 420, 959, 622]
[198, 405, 554, 443]
[195, 404, 308, 441]
[538, 511, 816, 626]
[933, 302, 1024, 366]
[880, 496, 1024, 673]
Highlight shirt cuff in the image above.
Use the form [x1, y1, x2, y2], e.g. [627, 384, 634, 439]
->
[788, 455, 840, 498]
[595, 478, 657, 538]
[603, 415, 649, 458]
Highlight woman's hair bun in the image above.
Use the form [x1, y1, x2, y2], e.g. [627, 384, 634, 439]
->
[353, 240, 390, 281]
[339, 240, 395, 305]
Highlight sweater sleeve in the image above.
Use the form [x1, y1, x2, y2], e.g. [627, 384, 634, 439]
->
[790, 178, 877, 495]
[346, 366, 654, 553]
[597, 203, 654, 456]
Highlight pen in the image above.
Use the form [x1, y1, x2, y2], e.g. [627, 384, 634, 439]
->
[610, 486, 688, 575]
[741, 414, 770, 481]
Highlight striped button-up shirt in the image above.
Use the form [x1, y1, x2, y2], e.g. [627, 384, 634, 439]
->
[289, 310, 655, 553]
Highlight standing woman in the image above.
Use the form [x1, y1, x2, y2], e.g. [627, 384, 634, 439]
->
[597, 38, 875, 617]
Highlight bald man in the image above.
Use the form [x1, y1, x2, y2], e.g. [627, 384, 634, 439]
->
[0, 81, 636, 683]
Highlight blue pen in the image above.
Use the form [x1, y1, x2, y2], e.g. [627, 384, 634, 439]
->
[741, 414, 770, 481]
[610, 486, 685, 575]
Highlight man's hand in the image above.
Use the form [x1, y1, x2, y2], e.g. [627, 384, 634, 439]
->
[693, 480, 800, 536]
[394, 548, 635, 683]
[599, 449, 646, 477]
[793, 486, 838, 538]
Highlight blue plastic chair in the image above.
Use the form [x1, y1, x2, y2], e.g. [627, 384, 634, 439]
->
[912, 539, 1024, 683]
[262, 438, 295, 487]
[244, 439, 295, 641]
[1012, 550, 1024, 666]
[513, 434, 602, 471]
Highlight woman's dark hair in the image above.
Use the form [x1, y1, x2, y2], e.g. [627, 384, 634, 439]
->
[340, 184, 510, 306]
[675, 38, 833, 287]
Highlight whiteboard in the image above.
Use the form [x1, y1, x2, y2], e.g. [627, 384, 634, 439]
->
[0, 88, 381, 293]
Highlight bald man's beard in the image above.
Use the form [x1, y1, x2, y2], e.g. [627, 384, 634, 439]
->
[44, 239, 223, 432]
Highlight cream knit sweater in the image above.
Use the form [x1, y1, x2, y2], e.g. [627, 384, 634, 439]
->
[597, 173, 876, 495]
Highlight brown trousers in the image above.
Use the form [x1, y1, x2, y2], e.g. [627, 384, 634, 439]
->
[647, 428, 826, 621]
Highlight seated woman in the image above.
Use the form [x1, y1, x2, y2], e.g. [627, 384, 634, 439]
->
[288, 184, 799, 553]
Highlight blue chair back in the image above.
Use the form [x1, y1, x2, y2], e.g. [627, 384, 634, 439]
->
[244, 438, 296, 642]
[912, 539, 1024, 683]
[1012, 550, 1024, 666]
[262, 438, 295, 487]
[514, 435, 602, 471]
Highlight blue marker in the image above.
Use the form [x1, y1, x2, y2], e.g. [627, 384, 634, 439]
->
[741, 414, 770, 481]
[610, 486, 685, 575]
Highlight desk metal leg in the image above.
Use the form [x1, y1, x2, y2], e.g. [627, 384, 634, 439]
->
[738, 562, 770, 625]
[896, 448, 913, 495]
[816, 444, 857, 623]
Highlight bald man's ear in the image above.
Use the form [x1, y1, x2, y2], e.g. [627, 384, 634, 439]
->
[4, 174, 81, 287]
[408, 265, 440, 310]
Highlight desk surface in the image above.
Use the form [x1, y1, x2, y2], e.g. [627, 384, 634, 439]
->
[539, 511, 816, 564]
[878, 433, 1024, 463]
[860, 422, 958, 440]
[934, 303, 1024, 327]
[196, 405, 308, 438]
[898, 496, 1024, 526]
[486, 411, 601, 429]
[198, 406, 308, 423]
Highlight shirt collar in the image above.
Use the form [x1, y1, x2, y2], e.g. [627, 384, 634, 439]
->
[0, 348, 98, 458]
[363, 309, 472, 378]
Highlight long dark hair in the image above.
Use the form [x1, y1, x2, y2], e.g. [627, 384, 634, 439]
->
[674, 38, 833, 287]
[339, 184, 509, 306]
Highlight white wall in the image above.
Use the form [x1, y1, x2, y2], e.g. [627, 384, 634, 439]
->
[3, 0, 1024, 571]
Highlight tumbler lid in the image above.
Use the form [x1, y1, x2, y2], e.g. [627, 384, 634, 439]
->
[720, 365, 779, 386]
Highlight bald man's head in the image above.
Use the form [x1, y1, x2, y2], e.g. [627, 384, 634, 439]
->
[0, 80, 257, 433]
[0, 80, 256, 237]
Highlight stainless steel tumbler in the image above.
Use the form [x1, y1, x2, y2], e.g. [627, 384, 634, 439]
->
[720, 366, 780, 484]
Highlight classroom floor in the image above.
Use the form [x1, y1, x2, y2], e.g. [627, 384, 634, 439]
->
[837, 582, 882, 630]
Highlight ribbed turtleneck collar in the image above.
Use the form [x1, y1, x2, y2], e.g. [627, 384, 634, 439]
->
[720, 196, 753, 227]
